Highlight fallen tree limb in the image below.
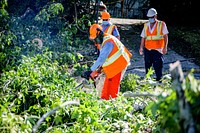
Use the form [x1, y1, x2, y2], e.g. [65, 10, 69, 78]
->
[169, 61, 196, 133]
[32, 101, 80, 133]
[123, 92, 157, 97]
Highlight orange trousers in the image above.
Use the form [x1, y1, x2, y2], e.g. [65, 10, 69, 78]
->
[101, 72, 122, 100]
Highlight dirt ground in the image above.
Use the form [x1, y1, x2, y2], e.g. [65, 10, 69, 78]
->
[110, 18, 200, 79]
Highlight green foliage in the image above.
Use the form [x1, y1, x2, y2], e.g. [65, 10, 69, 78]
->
[70, 97, 135, 132]
[34, 3, 64, 23]
[0, 46, 21, 72]
[0, 0, 8, 8]
[1, 1, 200, 132]
[0, 51, 77, 132]
[0, 8, 9, 26]
[146, 71, 200, 133]
[76, 14, 92, 31]
[120, 73, 140, 92]
[0, 51, 157, 132]
[184, 72, 200, 131]
[0, 30, 16, 49]
[147, 92, 181, 133]
[0, 0, 16, 50]
[120, 69, 165, 93]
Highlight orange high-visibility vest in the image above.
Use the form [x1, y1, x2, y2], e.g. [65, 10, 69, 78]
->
[144, 21, 165, 49]
[101, 34, 132, 78]
[104, 25, 116, 35]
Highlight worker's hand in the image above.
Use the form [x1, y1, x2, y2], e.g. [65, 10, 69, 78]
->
[139, 47, 143, 55]
[94, 43, 101, 50]
[162, 47, 167, 55]
[97, 67, 103, 73]
[81, 70, 92, 80]
[90, 71, 100, 79]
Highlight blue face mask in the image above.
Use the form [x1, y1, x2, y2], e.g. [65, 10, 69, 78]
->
[149, 18, 155, 23]
[102, 21, 109, 25]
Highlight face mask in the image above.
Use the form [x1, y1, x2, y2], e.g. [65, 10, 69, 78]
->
[102, 21, 109, 25]
[149, 18, 155, 23]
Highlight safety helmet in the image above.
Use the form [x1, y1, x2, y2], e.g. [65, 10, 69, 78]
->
[101, 11, 110, 19]
[89, 24, 103, 40]
[147, 8, 157, 17]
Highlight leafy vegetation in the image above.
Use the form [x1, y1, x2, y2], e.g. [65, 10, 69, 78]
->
[0, 1, 200, 133]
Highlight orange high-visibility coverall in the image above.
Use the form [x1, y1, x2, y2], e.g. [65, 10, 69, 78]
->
[100, 34, 132, 100]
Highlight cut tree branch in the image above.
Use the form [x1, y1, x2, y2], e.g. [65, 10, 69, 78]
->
[169, 61, 196, 133]
[123, 92, 157, 97]
[32, 101, 80, 133]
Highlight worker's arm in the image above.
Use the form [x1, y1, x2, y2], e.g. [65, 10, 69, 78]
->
[90, 42, 114, 71]
[162, 22, 169, 55]
[139, 28, 145, 55]
[113, 26, 120, 40]
[162, 34, 168, 54]
[139, 37, 145, 55]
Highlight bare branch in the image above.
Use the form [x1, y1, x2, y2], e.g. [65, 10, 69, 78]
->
[123, 92, 157, 97]
[74, 1, 87, 33]
[32, 101, 80, 133]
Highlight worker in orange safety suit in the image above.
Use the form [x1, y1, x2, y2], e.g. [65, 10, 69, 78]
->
[83, 24, 132, 100]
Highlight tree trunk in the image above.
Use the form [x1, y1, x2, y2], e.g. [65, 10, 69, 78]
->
[121, 0, 124, 18]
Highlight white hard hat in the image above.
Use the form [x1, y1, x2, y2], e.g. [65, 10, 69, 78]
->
[147, 8, 157, 17]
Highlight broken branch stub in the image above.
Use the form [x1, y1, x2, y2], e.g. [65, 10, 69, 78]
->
[169, 60, 195, 133]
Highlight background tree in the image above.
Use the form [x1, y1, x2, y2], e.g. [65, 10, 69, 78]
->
[150, 0, 199, 26]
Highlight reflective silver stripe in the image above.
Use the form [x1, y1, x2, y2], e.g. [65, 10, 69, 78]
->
[157, 21, 162, 36]
[102, 35, 130, 67]
[102, 36, 111, 47]
[107, 25, 114, 35]
[103, 45, 130, 67]
[144, 23, 148, 37]
[115, 40, 130, 65]
[146, 35, 164, 40]
[102, 35, 119, 48]
[103, 51, 120, 66]
[146, 21, 163, 40]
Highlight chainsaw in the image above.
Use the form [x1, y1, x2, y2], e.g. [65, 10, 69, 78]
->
[81, 70, 101, 88]
[80, 68, 105, 97]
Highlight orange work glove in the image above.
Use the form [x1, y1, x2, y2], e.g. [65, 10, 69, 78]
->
[90, 71, 99, 79]
[94, 43, 101, 50]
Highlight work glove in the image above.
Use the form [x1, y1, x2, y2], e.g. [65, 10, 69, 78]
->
[81, 70, 92, 80]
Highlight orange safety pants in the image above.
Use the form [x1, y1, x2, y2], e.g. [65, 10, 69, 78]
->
[101, 71, 122, 100]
